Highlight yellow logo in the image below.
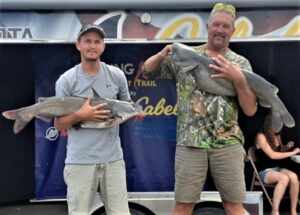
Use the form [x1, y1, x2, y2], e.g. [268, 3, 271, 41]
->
[233, 17, 253, 38]
[136, 96, 177, 116]
[156, 15, 202, 39]
[284, 16, 300, 36]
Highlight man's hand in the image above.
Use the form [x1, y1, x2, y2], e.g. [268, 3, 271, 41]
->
[159, 44, 173, 58]
[209, 55, 257, 116]
[209, 55, 246, 86]
[75, 97, 110, 121]
[142, 44, 172, 74]
[132, 111, 146, 121]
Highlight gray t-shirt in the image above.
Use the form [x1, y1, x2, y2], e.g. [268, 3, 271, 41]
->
[55, 62, 131, 164]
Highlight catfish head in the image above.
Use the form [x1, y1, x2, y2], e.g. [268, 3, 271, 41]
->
[171, 42, 236, 96]
[106, 99, 143, 119]
[171, 43, 214, 74]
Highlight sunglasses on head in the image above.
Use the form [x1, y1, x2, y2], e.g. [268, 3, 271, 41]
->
[211, 3, 236, 16]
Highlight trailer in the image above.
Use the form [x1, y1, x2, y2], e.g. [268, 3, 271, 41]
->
[88, 191, 263, 215]
[0, 2, 299, 214]
[3, 38, 299, 213]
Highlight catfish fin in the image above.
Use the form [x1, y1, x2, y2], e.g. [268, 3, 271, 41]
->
[257, 98, 271, 108]
[14, 110, 35, 134]
[91, 87, 106, 100]
[179, 64, 198, 73]
[38, 97, 47, 103]
[92, 88, 100, 98]
[3, 108, 35, 134]
[269, 83, 279, 94]
[2, 109, 18, 120]
[36, 114, 53, 122]
[271, 100, 295, 132]
[103, 120, 115, 127]
[282, 112, 296, 128]
[271, 112, 284, 133]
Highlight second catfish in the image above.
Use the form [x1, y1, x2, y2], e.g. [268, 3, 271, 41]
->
[170, 42, 295, 133]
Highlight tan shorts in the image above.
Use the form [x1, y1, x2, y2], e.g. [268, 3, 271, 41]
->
[174, 144, 246, 203]
[63, 160, 130, 215]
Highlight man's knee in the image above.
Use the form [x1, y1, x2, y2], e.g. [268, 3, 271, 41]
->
[222, 200, 244, 215]
[172, 202, 195, 215]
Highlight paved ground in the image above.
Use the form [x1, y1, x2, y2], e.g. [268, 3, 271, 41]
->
[0, 202, 292, 215]
[0, 202, 68, 215]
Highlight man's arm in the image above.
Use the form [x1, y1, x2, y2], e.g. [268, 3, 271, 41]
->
[54, 98, 110, 131]
[142, 45, 172, 74]
[233, 73, 257, 116]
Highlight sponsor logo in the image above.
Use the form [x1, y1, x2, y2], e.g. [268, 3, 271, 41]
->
[112, 63, 135, 75]
[45, 127, 59, 141]
[0, 27, 33, 39]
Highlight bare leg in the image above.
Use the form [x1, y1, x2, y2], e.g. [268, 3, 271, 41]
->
[281, 169, 299, 215]
[264, 171, 289, 215]
[222, 199, 244, 215]
[172, 202, 195, 215]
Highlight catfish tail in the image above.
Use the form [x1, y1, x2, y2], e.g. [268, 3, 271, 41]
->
[2, 109, 17, 120]
[271, 97, 295, 133]
[2, 108, 35, 134]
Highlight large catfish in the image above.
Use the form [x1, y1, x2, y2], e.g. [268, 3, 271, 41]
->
[2, 95, 143, 134]
[170, 42, 295, 132]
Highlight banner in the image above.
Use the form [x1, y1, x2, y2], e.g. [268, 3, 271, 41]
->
[0, 9, 299, 41]
[33, 41, 300, 200]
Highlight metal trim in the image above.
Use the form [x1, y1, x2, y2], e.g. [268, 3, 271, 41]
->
[0, 0, 299, 10]
[0, 37, 300, 44]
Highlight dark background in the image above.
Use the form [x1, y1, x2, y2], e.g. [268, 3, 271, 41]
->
[0, 41, 299, 204]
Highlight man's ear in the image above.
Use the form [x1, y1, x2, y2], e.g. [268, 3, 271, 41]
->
[102, 42, 106, 52]
[75, 41, 81, 51]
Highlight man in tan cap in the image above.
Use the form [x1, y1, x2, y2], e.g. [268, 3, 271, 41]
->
[142, 3, 257, 215]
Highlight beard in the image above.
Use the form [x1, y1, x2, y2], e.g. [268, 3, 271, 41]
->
[210, 37, 230, 51]
[84, 55, 100, 62]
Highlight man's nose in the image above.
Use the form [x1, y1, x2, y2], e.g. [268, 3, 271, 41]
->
[216, 26, 225, 32]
